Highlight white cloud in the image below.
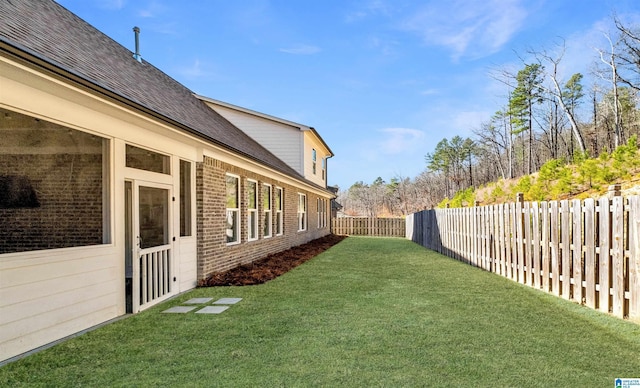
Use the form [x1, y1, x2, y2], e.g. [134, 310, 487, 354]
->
[176, 59, 209, 79]
[452, 110, 491, 134]
[378, 127, 425, 154]
[98, 0, 125, 10]
[400, 0, 528, 61]
[137, 1, 168, 18]
[345, 0, 392, 23]
[279, 44, 321, 55]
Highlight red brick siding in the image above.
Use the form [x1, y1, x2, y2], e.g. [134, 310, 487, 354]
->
[196, 156, 331, 280]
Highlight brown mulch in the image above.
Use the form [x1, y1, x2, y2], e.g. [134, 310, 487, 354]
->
[198, 234, 347, 287]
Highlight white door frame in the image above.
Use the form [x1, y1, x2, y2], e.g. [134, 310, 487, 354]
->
[125, 179, 175, 313]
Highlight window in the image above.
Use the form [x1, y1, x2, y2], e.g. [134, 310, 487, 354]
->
[322, 158, 326, 181]
[225, 174, 240, 244]
[298, 193, 307, 231]
[126, 144, 170, 174]
[263, 183, 272, 238]
[275, 187, 283, 236]
[312, 148, 317, 175]
[247, 179, 258, 241]
[317, 198, 327, 228]
[0, 108, 110, 253]
[179, 160, 192, 236]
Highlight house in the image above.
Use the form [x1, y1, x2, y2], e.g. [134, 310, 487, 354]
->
[196, 96, 334, 232]
[0, 0, 334, 363]
[196, 96, 334, 188]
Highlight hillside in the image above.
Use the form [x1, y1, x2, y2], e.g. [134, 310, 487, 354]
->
[439, 136, 640, 208]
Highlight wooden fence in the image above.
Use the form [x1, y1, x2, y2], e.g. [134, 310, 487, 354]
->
[406, 195, 640, 321]
[333, 217, 406, 237]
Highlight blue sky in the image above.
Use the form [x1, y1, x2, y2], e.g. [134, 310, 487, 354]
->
[57, 0, 640, 189]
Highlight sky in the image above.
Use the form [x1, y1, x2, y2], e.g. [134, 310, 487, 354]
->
[56, 0, 640, 190]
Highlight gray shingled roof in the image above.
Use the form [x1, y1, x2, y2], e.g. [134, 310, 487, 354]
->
[0, 0, 307, 181]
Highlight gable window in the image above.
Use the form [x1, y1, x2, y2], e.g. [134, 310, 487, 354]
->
[312, 148, 317, 175]
[298, 193, 307, 231]
[263, 183, 272, 238]
[247, 179, 258, 241]
[275, 187, 283, 236]
[226, 174, 240, 244]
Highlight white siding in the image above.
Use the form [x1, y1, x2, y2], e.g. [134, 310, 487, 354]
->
[0, 246, 120, 361]
[303, 131, 331, 187]
[0, 58, 199, 362]
[208, 105, 303, 174]
[178, 238, 197, 291]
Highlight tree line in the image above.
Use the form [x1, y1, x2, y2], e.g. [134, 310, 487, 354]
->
[337, 16, 640, 217]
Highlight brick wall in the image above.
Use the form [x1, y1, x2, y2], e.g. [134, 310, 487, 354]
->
[196, 156, 331, 280]
[0, 153, 104, 253]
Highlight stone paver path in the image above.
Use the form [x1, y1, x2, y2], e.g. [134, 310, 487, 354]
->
[162, 297, 243, 314]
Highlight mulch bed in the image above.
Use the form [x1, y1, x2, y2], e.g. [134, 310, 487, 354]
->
[198, 234, 347, 286]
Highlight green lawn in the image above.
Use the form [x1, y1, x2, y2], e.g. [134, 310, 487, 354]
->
[2, 237, 640, 387]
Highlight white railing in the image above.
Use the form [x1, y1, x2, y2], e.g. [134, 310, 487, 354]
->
[137, 244, 172, 311]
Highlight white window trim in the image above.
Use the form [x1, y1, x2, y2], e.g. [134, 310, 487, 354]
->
[226, 173, 240, 245]
[275, 186, 284, 236]
[247, 179, 258, 241]
[298, 193, 307, 232]
[263, 183, 272, 239]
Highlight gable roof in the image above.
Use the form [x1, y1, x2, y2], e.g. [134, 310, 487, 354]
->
[0, 0, 307, 181]
[195, 95, 334, 157]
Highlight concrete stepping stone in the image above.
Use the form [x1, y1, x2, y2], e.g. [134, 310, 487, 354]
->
[184, 297, 213, 304]
[196, 306, 229, 314]
[213, 298, 242, 305]
[162, 306, 198, 313]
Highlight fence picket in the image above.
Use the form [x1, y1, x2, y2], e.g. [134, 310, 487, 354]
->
[532, 201, 541, 289]
[406, 194, 639, 321]
[584, 199, 596, 309]
[612, 196, 624, 318]
[541, 201, 550, 293]
[629, 197, 640, 321]
[524, 202, 532, 286]
[550, 201, 560, 296]
[560, 200, 571, 300]
[572, 199, 583, 304]
[599, 197, 611, 313]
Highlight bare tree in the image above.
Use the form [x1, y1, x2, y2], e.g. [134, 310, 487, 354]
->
[530, 43, 587, 153]
[595, 32, 624, 148]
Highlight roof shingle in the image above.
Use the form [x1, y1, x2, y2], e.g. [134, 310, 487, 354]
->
[0, 0, 305, 180]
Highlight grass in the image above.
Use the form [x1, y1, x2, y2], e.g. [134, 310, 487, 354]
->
[2, 236, 640, 387]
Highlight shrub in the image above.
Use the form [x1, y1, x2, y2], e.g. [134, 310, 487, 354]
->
[578, 158, 599, 188]
[511, 175, 532, 198]
[489, 183, 506, 203]
[450, 187, 475, 208]
[437, 197, 450, 209]
[551, 166, 575, 197]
